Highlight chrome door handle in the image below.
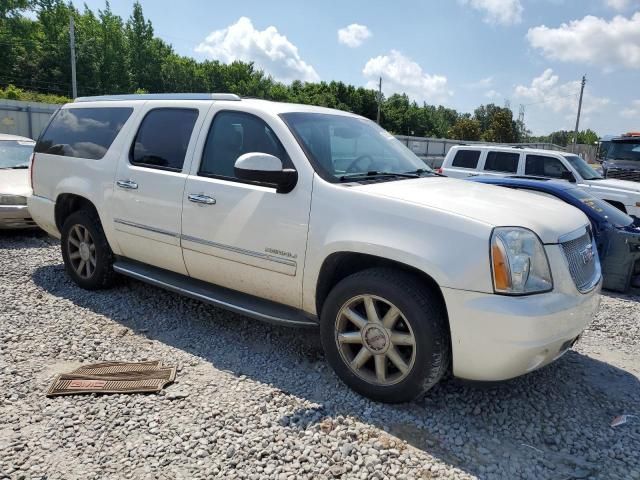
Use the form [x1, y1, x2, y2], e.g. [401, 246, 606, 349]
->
[116, 180, 138, 190]
[188, 193, 216, 205]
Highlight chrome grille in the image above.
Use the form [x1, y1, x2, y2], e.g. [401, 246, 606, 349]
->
[560, 229, 601, 293]
[606, 169, 640, 182]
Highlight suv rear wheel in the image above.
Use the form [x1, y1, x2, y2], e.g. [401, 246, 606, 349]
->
[320, 268, 450, 403]
[61, 210, 116, 290]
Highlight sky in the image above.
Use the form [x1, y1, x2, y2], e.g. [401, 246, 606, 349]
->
[70, 0, 640, 136]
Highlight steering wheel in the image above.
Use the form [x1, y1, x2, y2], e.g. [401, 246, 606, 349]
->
[345, 155, 375, 174]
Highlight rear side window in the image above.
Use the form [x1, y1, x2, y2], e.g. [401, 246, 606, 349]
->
[525, 155, 568, 179]
[199, 111, 291, 180]
[451, 150, 480, 169]
[131, 108, 198, 171]
[484, 151, 519, 173]
[35, 107, 132, 160]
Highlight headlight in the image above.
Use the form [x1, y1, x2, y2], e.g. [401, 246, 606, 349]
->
[491, 227, 553, 295]
[0, 195, 27, 206]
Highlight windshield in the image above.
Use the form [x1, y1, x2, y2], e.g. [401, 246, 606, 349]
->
[564, 154, 603, 180]
[566, 188, 633, 227]
[607, 141, 640, 162]
[281, 112, 431, 181]
[0, 140, 35, 168]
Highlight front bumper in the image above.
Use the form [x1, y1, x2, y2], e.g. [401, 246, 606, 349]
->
[443, 244, 602, 381]
[0, 205, 38, 229]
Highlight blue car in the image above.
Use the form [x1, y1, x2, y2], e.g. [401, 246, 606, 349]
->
[469, 176, 640, 292]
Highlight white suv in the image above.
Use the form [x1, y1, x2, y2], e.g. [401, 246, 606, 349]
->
[441, 145, 640, 218]
[29, 94, 601, 402]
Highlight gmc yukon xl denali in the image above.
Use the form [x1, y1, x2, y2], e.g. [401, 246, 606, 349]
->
[28, 94, 602, 402]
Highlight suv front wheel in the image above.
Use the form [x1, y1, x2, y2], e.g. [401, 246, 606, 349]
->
[61, 210, 116, 290]
[320, 268, 450, 403]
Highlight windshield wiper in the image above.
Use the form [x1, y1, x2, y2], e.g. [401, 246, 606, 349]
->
[403, 168, 443, 177]
[339, 171, 420, 182]
[9, 165, 29, 169]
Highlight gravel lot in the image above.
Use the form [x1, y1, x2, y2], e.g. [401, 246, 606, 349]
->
[1, 231, 639, 480]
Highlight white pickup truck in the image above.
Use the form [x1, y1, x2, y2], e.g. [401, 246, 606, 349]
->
[28, 94, 601, 402]
[440, 145, 640, 218]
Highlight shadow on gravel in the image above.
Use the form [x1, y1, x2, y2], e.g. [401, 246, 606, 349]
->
[32, 263, 640, 480]
[0, 228, 54, 249]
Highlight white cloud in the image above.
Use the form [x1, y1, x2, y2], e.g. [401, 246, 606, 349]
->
[604, 0, 637, 10]
[485, 89, 501, 99]
[527, 13, 640, 69]
[622, 99, 640, 118]
[465, 76, 494, 89]
[459, 0, 523, 25]
[514, 69, 610, 114]
[514, 69, 611, 133]
[362, 50, 452, 104]
[337, 24, 372, 48]
[195, 17, 319, 83]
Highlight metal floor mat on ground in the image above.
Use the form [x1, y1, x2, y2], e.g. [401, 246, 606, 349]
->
[46, 361, 176, 396]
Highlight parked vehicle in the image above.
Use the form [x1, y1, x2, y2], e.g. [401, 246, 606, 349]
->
[440, 145, 640, 218]
[470, 176, 640, 292]
[29, 94, 601, 402]
[0, 133, 37, 229]
[601, 132, 640, 183]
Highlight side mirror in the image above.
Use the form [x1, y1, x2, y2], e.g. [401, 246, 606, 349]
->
[561, 171, 576, 183]
[234, 153, 298, 193]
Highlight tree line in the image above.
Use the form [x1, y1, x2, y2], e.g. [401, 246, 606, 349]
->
[0, 1, 597, 143]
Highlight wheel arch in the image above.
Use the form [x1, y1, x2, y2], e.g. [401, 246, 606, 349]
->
[315, 252, 449, 326]
[54, 193, 100, 232]
[603, 199, 627, 213]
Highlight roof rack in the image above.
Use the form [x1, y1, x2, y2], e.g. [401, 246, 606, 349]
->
[74, 93, 241, 103]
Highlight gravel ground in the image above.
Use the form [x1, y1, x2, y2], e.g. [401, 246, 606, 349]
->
[1, 231, 639, 480]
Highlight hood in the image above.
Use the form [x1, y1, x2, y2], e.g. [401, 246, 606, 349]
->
[352, 177, 588, 244]
[592, 178, 640, 194]
[0, 169, 31, 196]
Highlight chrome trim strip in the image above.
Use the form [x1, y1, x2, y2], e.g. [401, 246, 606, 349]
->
[114, 219, 296, 267]
[558, 225, 589, 244]
[113, 264, 313, 327]
[181, 234, 297, 267]
[113, 218, 180, 238]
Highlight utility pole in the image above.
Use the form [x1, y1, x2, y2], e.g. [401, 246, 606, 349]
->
[573, 75, 586, 146]
[376, 77, 382, 124]
[69, 15, 77, 99]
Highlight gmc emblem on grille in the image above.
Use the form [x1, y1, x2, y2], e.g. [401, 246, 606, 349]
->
[580, 244, 594, 265]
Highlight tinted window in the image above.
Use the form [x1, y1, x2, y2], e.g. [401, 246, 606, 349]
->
[484, 151, 519, 173]
[525, 155, 569, 179]
[131, 108, 198, 171]
[35, 107, 132, 160]
[200, 111, 291, 179]
[451, 150, 480, 169]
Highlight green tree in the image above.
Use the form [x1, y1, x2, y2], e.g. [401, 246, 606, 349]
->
[484, 110, 518, 143]
[448, 118, 481, 141]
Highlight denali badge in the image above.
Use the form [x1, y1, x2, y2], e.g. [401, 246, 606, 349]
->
[580, 244, 594, 265]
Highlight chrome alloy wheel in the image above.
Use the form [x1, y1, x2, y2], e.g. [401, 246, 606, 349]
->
[335, 295, 417, 386]
[67, 224, 97, 279]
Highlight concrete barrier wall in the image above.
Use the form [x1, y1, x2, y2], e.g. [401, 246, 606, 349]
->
[0, 99, 59, 140]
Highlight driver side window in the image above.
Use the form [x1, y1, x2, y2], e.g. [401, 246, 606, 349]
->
[199, 111, 291, 180]
[525, 155, 568, 179]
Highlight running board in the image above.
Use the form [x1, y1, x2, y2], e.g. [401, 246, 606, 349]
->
[113, 258, 318, 327]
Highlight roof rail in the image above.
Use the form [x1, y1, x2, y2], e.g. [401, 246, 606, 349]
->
[74, 93, 241, 103]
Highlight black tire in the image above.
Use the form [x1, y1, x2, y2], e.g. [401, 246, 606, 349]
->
[61, 209, 116, 290]
[320, 268, 450, 403]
